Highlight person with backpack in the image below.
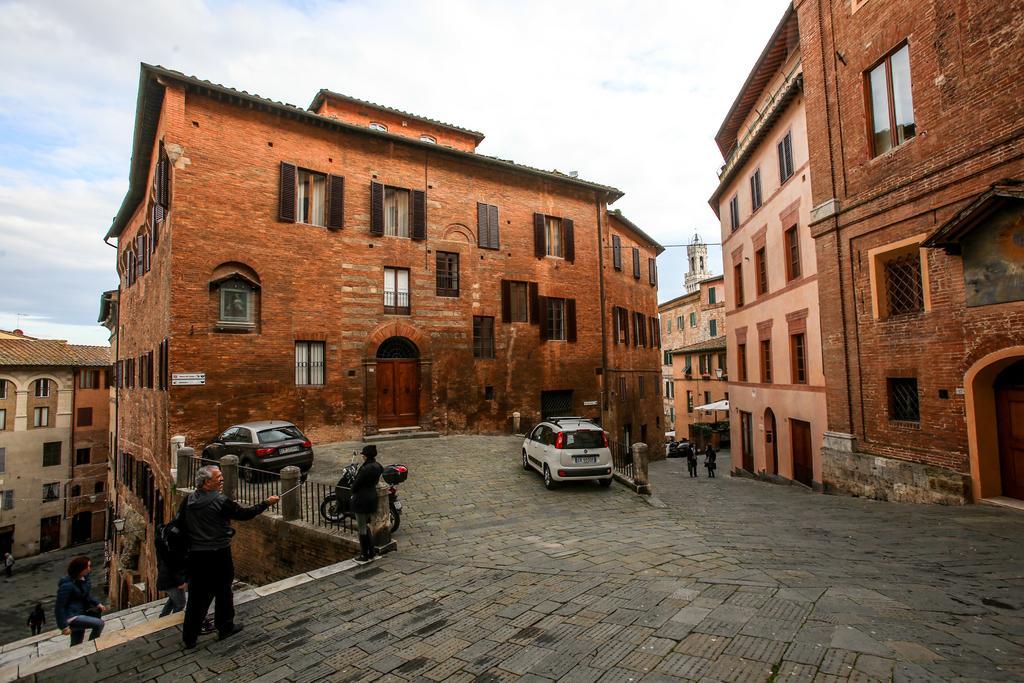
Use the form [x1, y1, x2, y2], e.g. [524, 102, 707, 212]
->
[155, 515, 188, 617]
[181, 465, 278, 649]
[704, 443, 717, 478]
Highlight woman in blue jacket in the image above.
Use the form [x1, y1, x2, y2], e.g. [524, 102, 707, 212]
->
[55, 555, 107, 645]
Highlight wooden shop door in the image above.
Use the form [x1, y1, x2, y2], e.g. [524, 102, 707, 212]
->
[791, 419, 813, 486]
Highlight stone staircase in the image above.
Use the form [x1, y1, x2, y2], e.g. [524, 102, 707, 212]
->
[364, 426, 440, 443]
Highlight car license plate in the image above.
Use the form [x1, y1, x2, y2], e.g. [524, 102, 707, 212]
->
[279, 446, 299, 455]
[573, 456, 598, 464]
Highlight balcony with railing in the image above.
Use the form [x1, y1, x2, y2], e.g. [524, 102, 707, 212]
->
[384, 290, 410, 315]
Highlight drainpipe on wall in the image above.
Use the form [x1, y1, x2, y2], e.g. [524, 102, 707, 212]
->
[595, 192, 609, 427]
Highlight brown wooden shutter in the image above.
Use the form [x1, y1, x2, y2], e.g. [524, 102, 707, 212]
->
[632, 248, 641, 278]
[488, 204, 499, 249]
[370, 182, 384, 235]
[158, 149, 170, 208]
[566, 299, 577, 342]
[411, 189, 426, 240]
[649, 257, 657, 286]
[327, 175, 344, 229]
[538, 296, 549, 340]
[564, 219, 575, 263]
[612, 306, 620, 345]
[501, 280, 511, 323]
[279, 162, 296, 222]
[529, 282, 540, 324]
[622, 308, 629, 346]
[612, 235, 621, 270]
[534, 213, 545, 258]
[477, 203, 488, 248]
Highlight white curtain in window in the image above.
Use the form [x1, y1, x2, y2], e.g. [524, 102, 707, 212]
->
[546, 217, 562, 257]
[384, 188, 409, 237]
[310, 174, 326, 226]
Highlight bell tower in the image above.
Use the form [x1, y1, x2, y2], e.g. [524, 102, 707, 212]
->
[685, 234, 710, 293]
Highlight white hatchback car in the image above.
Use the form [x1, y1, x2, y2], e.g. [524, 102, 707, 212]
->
[522, 417, 614, 489]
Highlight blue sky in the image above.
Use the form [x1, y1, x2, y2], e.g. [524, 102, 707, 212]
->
[0, 0, 790, 345]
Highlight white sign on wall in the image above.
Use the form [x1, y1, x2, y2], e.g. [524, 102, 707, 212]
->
[172, 373, 206, 386]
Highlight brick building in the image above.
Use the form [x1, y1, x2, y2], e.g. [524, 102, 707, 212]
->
[667, 276, 729, 446]
[796, 0, 1024, 503]
[104, 64, 662, 605]
[0, 331, 109, 558]
[711, 5, 827, 486]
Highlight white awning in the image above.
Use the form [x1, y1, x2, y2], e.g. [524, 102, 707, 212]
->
[694, 400, 729, 412]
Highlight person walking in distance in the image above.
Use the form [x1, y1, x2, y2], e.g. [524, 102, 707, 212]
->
[55, 556, 106, 645]
[704, 443, 717, 478]
[180, 465, 279, 649]
[686, 443, 699, 478]
[27, 603, 45, 635]
[352, 445, 384, 563]
[3, 551, 13, 578]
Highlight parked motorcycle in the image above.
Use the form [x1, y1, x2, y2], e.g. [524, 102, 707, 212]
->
[319, 460, 408, 532]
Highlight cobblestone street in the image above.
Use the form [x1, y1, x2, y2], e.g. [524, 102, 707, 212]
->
[31, 435, 1024, 681]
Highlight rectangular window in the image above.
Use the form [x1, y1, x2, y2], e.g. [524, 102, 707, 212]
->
[663, 350, 672, 366]
[0, 409, 5, 431]
[734, 263, 744, 307]
[612, 234, 622, 270]
[383, 267, 410, 314]
[868, 44, 916, 156]
[689, 312, 696, 327]
[791, 333, 807, 384]
[547, 299, 567, 341]
[665, 317, 672, 333]
[738, 343, 748, 382]
[710, 319, 718, 337]
[718, 352, 727, 376]
[686, 390, 693, 413]
[545, 216, 564, 258]
[473, 316, 495, 359]
[760, 339, 773, 383]
[883, 251, 924, 316]
[729, 194, 740, 231]
[79, 370, 98, 389]
[295, 341, 326, 385]
[77, 407, 93, 427]
[684, 354, 692, 374]
[778, 131, 794, 182]
[708, 287, 717, 304]
[615, 307, 629, 344]
[76, 448, 91, 465]
[888, 377, 920, 422]
[509, 281, 529, 322]
[42, 482, 60, 502]
[1, 490, 12, 511]
[43, 441, 61, 467]
[0, 380, 5, 399]
[756, 247, 768, 296]
[297, 168, 327, 226]
[785, 227, 801, 281]
[677, 315, 683, 329]
[632, 248, 641, 279]
[638, 375, 645, 398]
[619, 375, 628, 401]
[0, 447, 5, 472]
[704, 390, 711, 405]
[477, 202, 500, 249]
[34, 378, 49, 398]
[649, 257, 658, 286]
[435, 251, 460, 297]
[750, 169, 763, 211]
[34, 407, 49, 428]
[699, 354, 710, 375]
[384, 186, 411, 237]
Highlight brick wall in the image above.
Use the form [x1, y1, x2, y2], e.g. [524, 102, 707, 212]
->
[232, 514, 358, 586]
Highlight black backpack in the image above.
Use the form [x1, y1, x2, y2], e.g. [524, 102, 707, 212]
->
[155, 499, 189, 566]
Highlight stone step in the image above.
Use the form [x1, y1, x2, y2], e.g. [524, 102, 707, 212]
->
[364, 430, 440, 443]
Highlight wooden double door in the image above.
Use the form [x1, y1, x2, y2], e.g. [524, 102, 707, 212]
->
[791, 419, 813, 486]
[997, 385, 1024, 500]
[377, 360, 419, 429]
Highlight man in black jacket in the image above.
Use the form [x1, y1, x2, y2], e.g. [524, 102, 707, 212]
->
[181, 465, 279, 649]
[351, 445, 383, 563]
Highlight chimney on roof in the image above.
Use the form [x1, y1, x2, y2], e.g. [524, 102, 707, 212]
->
[13, 329, 23, 336]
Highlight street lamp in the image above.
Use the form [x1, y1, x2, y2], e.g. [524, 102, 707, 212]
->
[112, 518, 126, 534]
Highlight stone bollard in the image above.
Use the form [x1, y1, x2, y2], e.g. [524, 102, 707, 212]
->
[513, 411, 521, 433]
[176, 447, 194, 489]
[631, 442, 651, 494]
[369, 480, 394, 553]
[220, 455, 238, 500]
[280, 466, 301, 521]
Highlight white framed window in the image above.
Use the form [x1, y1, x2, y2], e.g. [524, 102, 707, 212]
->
[369, 122, 388, 132]
[384, 187, 410, 237]
[297, 169, 327, 226]
[33, 406, 49, 428]
[384, 267, 410, 314]
[219, 279, 255, 325]
[419, 134, 436, 143]
[295, 341, 326, 385]
[547, 298, 566, 341]
[867, 43, 916, 157]
[545, 216, 564, 258]
[0, 409, 5, 431]
[34, 378, 49, 398]
[1, 490, 12, 511]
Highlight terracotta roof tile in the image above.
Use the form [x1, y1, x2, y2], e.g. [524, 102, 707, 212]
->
[0, 339, 109, 367]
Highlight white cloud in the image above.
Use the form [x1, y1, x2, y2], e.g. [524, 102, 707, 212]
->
[0, 0, 790, 324]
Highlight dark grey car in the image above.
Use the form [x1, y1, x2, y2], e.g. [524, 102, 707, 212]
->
[202, 420, 314, 481]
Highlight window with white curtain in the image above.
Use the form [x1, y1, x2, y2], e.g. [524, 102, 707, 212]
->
[295, 341, 326, 385]
[297, 169, 326, 226]
[384, 267, 410, 314]
[384, 187, 410, 237]
[545, 216, 563, 257]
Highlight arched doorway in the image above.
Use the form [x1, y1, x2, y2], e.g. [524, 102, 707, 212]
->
[764, 408, 778, 475]
[376, 337, 420, 428]
[995, 360, 1024, 499]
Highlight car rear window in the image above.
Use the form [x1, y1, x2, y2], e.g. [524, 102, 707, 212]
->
[565, 430, 604, 449]
[257, 426, 304, 443]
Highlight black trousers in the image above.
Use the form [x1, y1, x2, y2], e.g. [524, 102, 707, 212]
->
[182, 547, 235, 645]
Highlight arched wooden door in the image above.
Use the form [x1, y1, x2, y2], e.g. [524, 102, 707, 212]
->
[764, 408, 778, 475]
[376, 337, 420, 429]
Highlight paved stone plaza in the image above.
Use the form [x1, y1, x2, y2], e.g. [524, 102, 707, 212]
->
[29, 435, 1024, 681]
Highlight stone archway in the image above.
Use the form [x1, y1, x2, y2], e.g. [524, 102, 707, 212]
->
[965, 347, 1024, 501]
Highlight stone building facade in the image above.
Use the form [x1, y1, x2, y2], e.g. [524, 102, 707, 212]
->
[104, 64, 663, 605]
[795, 0, 1024, 503]
[0, 331, 109, 559]
[711, 6, 827, 487]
